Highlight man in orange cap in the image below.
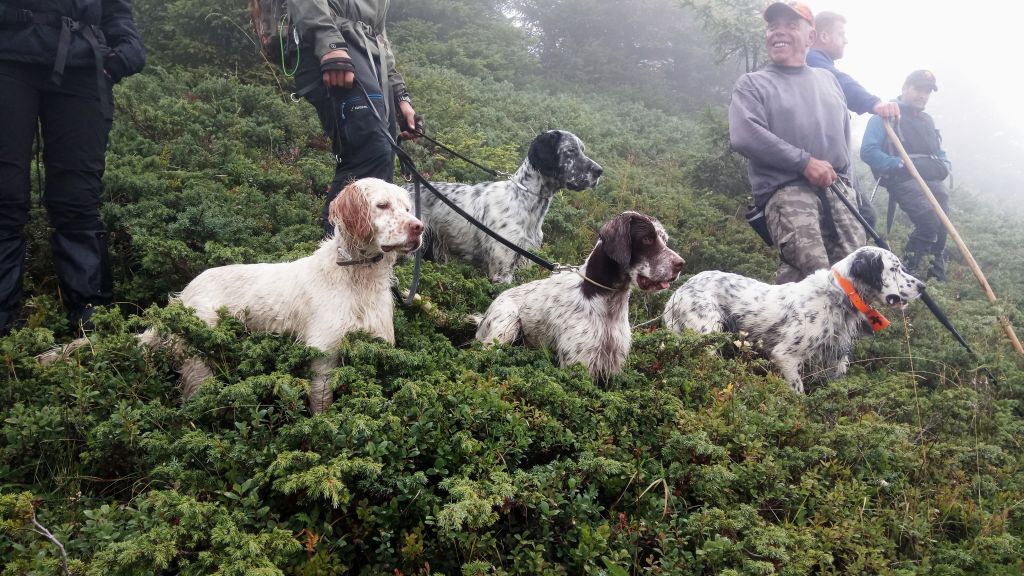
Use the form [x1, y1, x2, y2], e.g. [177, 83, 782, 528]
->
[729, 1, 866, 283]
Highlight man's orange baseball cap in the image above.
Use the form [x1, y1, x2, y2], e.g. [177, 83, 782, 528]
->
[764, 2, 814, 26]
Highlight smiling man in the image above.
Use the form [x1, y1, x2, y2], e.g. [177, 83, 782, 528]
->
[728, 1, 866, 283]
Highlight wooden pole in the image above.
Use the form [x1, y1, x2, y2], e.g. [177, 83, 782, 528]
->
[883, 119, 1024, 355]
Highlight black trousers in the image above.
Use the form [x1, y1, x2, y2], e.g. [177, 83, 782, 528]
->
[295, 44, 397, 236]
[0, 61, 113, 333]
[887, 178, 950, 259]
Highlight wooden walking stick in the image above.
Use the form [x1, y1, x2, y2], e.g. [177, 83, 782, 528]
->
[883, 118, 1024, 354]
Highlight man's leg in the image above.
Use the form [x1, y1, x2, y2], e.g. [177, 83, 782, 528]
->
[296, 47, 396, 237]
[39, 67, 114, 332]
[0, 63, 41, 334]
[765, 184, 830, 284]
[890, 179, 945, 275]
[825, 182, 868, 264]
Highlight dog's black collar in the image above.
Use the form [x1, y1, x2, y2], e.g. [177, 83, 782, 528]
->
[336, 253, 385, 267]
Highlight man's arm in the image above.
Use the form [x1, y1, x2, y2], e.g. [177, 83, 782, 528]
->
[288, 0, 349, 61]
[859, 115, 903, 174]
[100, 0, 145, 82]
[728, 80, 810, 175]
[807, 48, 897, 118]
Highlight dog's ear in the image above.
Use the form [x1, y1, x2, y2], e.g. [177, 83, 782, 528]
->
[848, 249, 884, 292]
[329, 181, 374, 244]
[527, 130, 562, 178]
[598, 212, 637, 269]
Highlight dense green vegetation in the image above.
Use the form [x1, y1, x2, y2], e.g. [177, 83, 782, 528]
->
[2, 1, 1022, 574]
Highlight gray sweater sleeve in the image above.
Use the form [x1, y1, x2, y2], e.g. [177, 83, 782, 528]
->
[729, 75, 810, 175]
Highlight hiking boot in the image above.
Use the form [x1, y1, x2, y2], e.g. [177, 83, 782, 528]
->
[68, 304, 98, 335]
[927, 253, 948, 282]
[0, 308, 18, 337]
[902, 250, 924, 276]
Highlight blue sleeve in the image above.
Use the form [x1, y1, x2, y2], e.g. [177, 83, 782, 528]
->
[936, 128, 950, 166]
[860, 115, 902, 174]
[807, 49, 880, 115]
[101, 0, 145, 78]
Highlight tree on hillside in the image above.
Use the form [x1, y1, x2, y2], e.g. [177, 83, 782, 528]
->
[678, 0, 765, 73]
[498, 0, 738, 107]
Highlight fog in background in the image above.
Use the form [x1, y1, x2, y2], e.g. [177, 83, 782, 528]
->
[815, 0, 1023, 206]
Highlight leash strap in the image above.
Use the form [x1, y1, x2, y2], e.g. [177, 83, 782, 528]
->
[411, 131, 507, 179]
[832, 269, 890, 332]
[404, 178, 423, 306]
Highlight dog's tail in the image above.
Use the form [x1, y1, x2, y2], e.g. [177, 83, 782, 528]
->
[36, 337, 92, 365]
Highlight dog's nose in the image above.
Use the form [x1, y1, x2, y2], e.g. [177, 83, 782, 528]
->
[409, 220, 424, 236]
[671, 253, 685, 274]
[592, 165, 604, 178]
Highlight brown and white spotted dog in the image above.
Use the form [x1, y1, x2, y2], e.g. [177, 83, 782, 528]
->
[476, 212, 684, 381]
[408, 129, 603, 283]
[664, 246, 925, 393]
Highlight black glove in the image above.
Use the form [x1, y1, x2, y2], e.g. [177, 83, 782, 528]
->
[104, 52, 128, 83]
[320, 56, 355, 74]
[399, 113, 424, 137]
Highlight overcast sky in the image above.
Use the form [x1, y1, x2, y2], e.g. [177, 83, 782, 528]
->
[812, 0, 1023, 201]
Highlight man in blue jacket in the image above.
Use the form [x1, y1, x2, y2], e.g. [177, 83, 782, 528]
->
[808, 12, 899, 120]
[860, 70, 951, 280]
[0, 0, 145, 335]
[807, 11, 897, 228]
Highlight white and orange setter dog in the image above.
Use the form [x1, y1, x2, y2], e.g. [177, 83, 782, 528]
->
[42, 178, 423, 413]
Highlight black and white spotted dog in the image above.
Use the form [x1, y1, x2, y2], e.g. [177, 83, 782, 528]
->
[663, 246, 925, 393]
[408, 129, 603, 283]
[477, 212, 684, 381]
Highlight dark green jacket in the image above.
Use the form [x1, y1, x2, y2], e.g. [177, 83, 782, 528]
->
[287, 0, 407, 100]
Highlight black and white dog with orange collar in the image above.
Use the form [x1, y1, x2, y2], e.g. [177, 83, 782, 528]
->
[663, 247, 925, 392]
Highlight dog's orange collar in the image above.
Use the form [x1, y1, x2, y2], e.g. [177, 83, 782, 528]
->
[832, 269, 890, 332]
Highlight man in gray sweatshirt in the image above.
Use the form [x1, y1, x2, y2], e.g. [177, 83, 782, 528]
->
[729, 1, 866, 283]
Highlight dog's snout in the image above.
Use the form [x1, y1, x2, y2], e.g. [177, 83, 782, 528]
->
[671, 253, 685, 275]
[592, 164, 604, 178]
[408, 219, 424, 236]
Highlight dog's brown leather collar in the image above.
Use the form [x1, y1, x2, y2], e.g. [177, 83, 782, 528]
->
[833, 269, 890, 332]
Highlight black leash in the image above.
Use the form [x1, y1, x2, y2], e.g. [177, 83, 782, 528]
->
[828, 182, 982, 360]
[409, 130, 509, 180]
[346, 79, 559, 305]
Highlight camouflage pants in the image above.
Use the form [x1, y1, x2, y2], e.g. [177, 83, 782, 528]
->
[765, 183, 867, 284]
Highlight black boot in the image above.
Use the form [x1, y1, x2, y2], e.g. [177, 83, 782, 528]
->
[51, 229, 113, 334]
[927, 252, 948, 282]
[902, 250, 924, 276]
[0, 231, 27, 336]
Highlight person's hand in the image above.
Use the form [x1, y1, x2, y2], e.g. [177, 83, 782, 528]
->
[873, 101, 900, 120]
[803, 157, 837, 188]
[398, 100, 420, 141]
[320, 49, 354, 89]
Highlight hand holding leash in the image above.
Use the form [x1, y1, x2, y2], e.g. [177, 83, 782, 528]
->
[398, 101, 422, 141]
[320, 50, 355, 88]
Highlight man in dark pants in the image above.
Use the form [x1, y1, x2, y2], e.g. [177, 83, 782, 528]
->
[861, 70, 951, 281]
[288, 0, 419, 236]
[0, 0, 146, 335]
